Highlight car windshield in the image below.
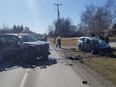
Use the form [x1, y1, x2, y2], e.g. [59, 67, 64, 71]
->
[21, 35, 37, 42]
[32, 34, 44, 39]
[93, 39, 106, 45]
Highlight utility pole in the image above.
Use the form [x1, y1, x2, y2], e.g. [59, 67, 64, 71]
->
[54, 3, 62, 36]
[54, 3, 62, 21]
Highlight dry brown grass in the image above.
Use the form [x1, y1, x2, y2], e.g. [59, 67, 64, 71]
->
[48, 37, 78, 46]
[61, 38, 77, 46]
[110, 37, 116, 42]
[49, 37, 116, 46]
[48, 37, 116, 85]
[84, 57, 116, 84]
[64, 49, 116, 85]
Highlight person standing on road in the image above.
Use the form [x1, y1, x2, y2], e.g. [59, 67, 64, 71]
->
[56, 36, 61, 48]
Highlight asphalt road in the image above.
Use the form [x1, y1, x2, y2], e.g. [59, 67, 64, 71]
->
[0, 46, 104, 87]
[109, 42, 116, 47]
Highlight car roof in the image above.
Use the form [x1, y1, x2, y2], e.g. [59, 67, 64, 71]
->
[1, 33, 30, 36]
[80, 36, 99, 40]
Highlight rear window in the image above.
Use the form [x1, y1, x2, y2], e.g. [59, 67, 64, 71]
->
[80, 38, 85, 41]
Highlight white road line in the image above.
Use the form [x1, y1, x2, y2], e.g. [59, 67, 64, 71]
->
[19, 69, 30, 87]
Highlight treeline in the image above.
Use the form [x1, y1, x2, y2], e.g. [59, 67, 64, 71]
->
[48, 0, 116, 37]
[0, 24, 34, 34]
[48, 18, 83, 37]
[79, 0, 116, 36]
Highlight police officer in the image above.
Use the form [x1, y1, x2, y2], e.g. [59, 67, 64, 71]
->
[56, 36, 61, 48]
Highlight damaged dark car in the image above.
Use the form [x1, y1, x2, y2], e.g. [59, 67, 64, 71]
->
[77, 37, 113, 55]
[0, 33, 51, 62]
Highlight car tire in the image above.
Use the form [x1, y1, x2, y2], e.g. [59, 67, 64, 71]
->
[91, 49, 98, 55]
[79, 45, 82, 51]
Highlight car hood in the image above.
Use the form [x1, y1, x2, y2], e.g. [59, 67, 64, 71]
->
[23, 41, 49, 46]
[97, 43, 110, 48]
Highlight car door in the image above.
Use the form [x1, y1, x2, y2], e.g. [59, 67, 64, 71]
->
[78, 37, 85, 49]
[83, 38, 91, 52]
[1, 35, 19, 57]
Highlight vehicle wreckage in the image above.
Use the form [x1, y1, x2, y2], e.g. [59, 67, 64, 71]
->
[0, 33, 51, 63]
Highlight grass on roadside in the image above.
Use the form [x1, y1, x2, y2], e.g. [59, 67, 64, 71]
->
[110, 36, 116, 42]
[64, 48, 116, 85]
[48, 37, 116, 85]
[49, 36, 116, 45]
[48, 37, 78, 46]
[84, 57, 116, 84]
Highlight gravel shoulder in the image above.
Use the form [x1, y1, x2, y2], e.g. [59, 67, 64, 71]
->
[50, 43, 116, 87]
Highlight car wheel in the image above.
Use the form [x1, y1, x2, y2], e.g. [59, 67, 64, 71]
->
[79, 45, 82, 51]
[91, 49, 98, 55]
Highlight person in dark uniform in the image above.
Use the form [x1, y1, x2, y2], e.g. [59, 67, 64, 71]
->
[104, 34, 109, 44]
[99, 34, 104, 41]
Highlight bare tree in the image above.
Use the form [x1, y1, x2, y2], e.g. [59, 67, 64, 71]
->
[104, 0, 116, 27]
[54, 17, 76, 37]
[113, 23, 116, 29]
[80, 4, 96, 30]
[80, 0, 116, 35]
[48, 25, 55, 37]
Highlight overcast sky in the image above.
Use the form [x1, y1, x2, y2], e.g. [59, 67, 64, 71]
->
[0, 0, 107, 33]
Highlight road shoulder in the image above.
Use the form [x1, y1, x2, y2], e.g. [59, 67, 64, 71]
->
[50, 44, 116, 87]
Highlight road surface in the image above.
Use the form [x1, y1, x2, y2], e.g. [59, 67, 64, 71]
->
[109, 42, 116, 47]
[0, 46, 104, 87]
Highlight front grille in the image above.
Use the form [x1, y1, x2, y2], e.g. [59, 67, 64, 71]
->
[37, 44, 49, 51]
